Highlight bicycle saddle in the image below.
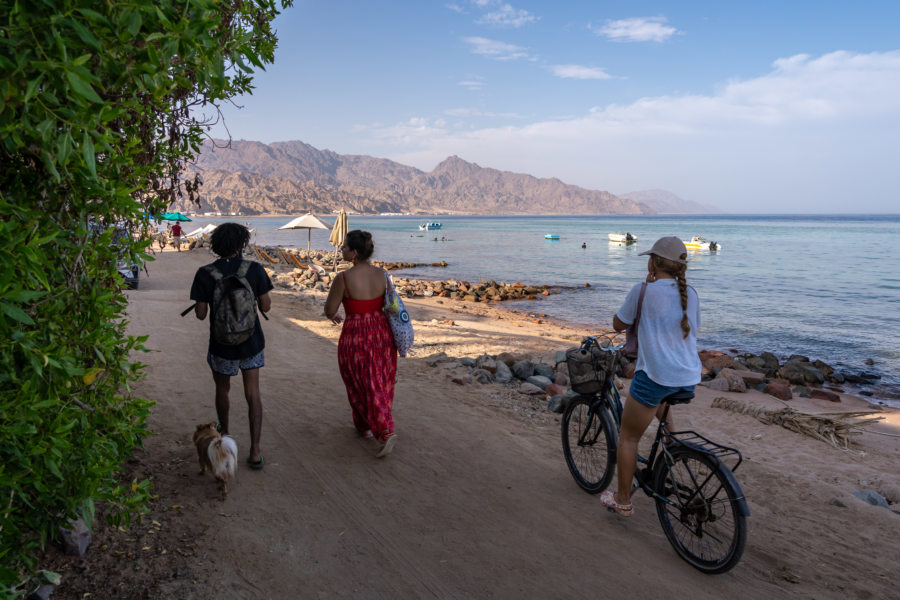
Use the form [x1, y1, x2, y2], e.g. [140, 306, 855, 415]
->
[663, 390, 694, 405]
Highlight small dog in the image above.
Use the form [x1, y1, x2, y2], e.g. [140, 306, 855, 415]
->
[192, 422, 238, 500]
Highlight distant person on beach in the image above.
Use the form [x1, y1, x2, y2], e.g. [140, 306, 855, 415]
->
[190, 223, 273, 470]
[604, 236, 701, 517]
[324, 230, 399, 458]
[171, 222, 183, 251]
[582, 242, 587, 249]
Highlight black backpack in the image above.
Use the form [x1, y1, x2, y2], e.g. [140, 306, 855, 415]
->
[205, 261, 258, 346]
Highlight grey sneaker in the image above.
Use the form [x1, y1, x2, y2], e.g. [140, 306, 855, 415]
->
[375, 436, 396, 458]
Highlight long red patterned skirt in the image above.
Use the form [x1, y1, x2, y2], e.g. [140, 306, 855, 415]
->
[337, 310, 398, 442]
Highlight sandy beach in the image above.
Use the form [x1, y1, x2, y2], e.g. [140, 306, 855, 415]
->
[47, 246, 900, 599]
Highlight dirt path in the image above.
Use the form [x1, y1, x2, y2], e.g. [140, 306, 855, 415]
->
[48, 249, 900, 599]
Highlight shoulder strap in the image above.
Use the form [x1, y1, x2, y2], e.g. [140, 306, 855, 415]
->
[634, 282, 648, 323]
[204, 264, 223, 281]
[236, 260, 251, 278]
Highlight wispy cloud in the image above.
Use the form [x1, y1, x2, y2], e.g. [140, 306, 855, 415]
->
[592, 17, 678, 43]
[463, 36, 532, 61]
[444, 108, 525, 118]
[476, 3, 539, 28]
[458, 76, 486, 90]
[364, 51, 900, 212]
[445, 3, 465, 14]
[550, 64, 613, 80]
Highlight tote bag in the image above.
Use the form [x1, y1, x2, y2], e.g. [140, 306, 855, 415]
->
[383, 270, 414, 357]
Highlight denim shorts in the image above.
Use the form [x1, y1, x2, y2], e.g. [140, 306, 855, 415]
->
[207, 350, 265, 376]
[629, 370, 696, 409]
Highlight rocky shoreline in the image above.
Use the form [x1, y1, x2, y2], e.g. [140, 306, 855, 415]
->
[247, 244, 894, 404]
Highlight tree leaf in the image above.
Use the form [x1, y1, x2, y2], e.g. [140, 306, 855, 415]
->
[0, 300, 35, 325]
[66, 69, 102, 103]
[82, 132, 96, 177]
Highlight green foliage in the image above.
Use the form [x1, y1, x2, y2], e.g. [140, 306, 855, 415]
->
[0, 0, 291, 595]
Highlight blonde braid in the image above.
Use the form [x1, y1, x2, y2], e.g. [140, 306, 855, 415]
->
[674, 264, 690, 339]
[653, 255, 691, 339]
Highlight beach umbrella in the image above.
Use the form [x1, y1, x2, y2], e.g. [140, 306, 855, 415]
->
[163, 211, 192, 222]
[328, 208, 349, 270]
[278, 213, 331, 254]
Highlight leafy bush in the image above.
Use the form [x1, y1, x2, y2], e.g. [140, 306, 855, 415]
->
[0, 1, 291, 595]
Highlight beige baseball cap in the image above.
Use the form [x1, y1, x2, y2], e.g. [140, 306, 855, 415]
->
[639, 236, 688, 264]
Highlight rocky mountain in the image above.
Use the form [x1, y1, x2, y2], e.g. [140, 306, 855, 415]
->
[171, 139, 653, 216]
[619, 189, 718, 214]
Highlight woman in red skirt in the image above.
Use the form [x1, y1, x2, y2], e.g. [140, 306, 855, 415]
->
[325, 230, 398, 458]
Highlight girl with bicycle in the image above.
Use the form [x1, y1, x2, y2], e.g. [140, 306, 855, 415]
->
[602, 236, 701, 517]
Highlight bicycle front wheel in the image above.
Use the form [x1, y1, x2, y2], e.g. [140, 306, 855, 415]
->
[652, 447, 748, 574]
[561, 395, 617, 493]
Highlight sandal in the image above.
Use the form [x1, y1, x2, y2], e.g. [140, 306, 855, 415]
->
[600, 490, 633, 517]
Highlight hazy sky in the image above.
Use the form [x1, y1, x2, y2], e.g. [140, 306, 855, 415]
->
[210, 1, 900, 214]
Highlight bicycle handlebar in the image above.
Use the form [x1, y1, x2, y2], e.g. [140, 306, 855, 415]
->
[579, 336, 625, 353]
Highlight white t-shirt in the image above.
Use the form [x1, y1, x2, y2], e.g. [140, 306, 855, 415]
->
[616, 279, 701, 387]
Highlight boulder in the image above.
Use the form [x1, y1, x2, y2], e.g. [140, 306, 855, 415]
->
[494, 361, 514, 384]
[511, 359, 535, 380]
[759, 351, 780, 370]
[779, 361, 825, 385]
[793, 385, 812, 398]
[526, 375, 553, 390]
[811, 389, 841, 403]
[450, 375, 472, 385]
[534, 363, 555, 379]
[547, 395, 566, 414]
[496, 352, 522, 366]
[519, 382, 546, 395]
[701, 354, 740, 371]
[716, 368, 748, 392]
[764, 382, 792, 401]
[545, 383, 567, 397]
[553, 350, 569, 365]
[471, 369, 494, 384]
[459, 357, 477, 367]
[731, 369, 766, 387]
[702, 378, 731, 392]
[60, 518, 91, 556]
[621, 362, 636, 379]
[553, 371, 569, 386]
[852, 489, 890, 509]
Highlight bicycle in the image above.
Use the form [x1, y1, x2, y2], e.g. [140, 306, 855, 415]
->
[561, 336, 750, 574]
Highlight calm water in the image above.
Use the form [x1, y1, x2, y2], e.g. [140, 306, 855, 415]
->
[186, 214, 900, 403]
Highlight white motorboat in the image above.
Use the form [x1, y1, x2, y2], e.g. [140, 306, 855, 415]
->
[419, 222, 442, 230]
[608, 232, 637, 243]
[683, 235, 721, 251]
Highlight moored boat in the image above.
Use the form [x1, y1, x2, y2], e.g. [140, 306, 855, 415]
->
[608, 232, 637, 243]
[683, 235, 721, 251]
[419, 222, 442, 230]
[544, 234, 560, 240]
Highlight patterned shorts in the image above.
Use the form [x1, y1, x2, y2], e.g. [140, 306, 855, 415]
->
[207, 350, 265, 376]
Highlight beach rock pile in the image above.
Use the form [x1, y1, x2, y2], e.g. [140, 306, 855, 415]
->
[428, 351, 574, 406]
[697, 349, 881, 402]
[391, 278, 576, 303]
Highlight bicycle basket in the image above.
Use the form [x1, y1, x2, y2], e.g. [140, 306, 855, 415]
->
[565, 346, 607, 394]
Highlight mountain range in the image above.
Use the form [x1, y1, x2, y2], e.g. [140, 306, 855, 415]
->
[171, 139, 710, 216]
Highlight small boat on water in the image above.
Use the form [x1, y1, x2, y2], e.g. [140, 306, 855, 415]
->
[419, 222, 442, 230]
[608, 232, 637, 243]
[544, 234, 560, 240]
[683, 235, 721, 251]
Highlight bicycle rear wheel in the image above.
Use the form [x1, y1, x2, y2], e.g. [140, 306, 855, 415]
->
[652, 447, 747, 574]
[561, 395, 617, 493]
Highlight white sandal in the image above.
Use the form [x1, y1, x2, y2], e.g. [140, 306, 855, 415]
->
[600, 490, 633, 517]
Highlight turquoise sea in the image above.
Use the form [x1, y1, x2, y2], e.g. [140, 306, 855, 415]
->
[183, 214, 900, 405]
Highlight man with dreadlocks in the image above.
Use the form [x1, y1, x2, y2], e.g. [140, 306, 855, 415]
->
[603, 236, 702, 517]
[190, 222, 273, 470]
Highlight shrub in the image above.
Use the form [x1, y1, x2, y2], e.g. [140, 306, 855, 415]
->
[0, 1, 291, 595]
